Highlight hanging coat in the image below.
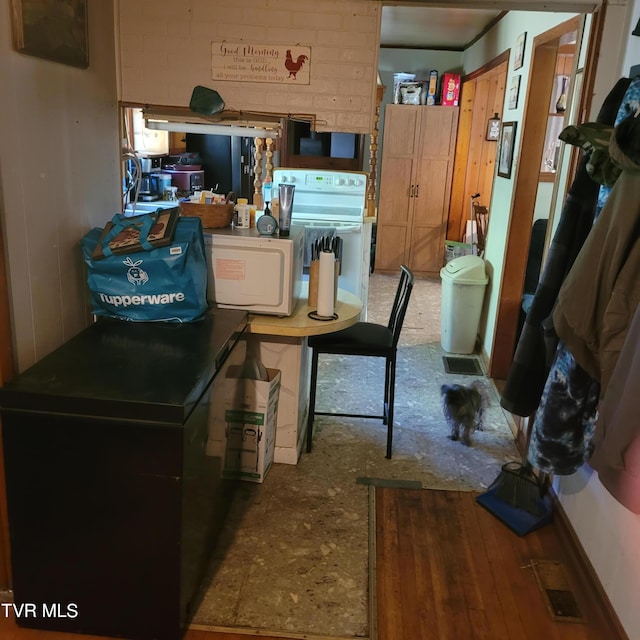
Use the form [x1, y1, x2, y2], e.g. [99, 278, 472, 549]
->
[589, 301, 640, 513]
[553, 115, 640, 395]
[527, 76, 640, 475]
[500, 77, 631, 417]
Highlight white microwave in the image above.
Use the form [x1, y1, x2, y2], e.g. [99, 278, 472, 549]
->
[204, 226, 303, 316]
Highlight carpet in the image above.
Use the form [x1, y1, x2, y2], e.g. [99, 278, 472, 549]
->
[190, 343, 520, 638]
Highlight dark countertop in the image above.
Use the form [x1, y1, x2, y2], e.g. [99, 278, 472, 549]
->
[0, 307, 248, 425]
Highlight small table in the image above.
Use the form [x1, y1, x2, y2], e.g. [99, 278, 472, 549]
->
[248, 286, 363, 337]
[247, 287, 363, 463]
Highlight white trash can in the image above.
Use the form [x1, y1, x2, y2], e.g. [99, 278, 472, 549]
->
[440, 255, 489, 354]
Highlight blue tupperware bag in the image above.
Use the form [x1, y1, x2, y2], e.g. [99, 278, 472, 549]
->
[82, 215, 208, 323]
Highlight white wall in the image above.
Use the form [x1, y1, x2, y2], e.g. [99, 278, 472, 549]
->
[533, 182, 554, 222]
[115, 0, 381, 135]
[0, 0, 121, 371]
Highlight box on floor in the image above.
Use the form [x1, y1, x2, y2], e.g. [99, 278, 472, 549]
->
[208, 367, 280, 483]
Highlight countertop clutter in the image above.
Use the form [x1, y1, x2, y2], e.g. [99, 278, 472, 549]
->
[0, 308, 247, 640]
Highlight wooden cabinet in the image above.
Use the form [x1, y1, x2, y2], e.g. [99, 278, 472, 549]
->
[375, 104, 459, 276]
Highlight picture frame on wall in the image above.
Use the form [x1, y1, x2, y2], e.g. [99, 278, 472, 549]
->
[486, 114, 501, 141]
[498, 122, 517, 179]
[10, 0, 89, 69]
[514, 32, 527, 70]
[508, 75, 521, 110]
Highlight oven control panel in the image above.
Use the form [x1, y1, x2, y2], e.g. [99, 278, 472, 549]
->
[272, 168, 367, 222]
[273, 168, 367, 195]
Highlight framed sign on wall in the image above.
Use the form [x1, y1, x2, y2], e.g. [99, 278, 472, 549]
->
[508, 75, 521, 110]
[10, 0, 88, 68]
[514, 32, 527, 70]
[212, 43, 311, 84]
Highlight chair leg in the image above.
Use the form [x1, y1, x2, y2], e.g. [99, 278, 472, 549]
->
[306, 348, 320, 453]
[383, 357, 391, 425]
[385, 356, 396, 459]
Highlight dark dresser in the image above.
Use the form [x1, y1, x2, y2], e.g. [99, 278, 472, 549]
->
[0, 308, 247, 640]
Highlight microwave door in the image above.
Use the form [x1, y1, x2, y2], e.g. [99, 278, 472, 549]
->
[211, 244, 286, 309]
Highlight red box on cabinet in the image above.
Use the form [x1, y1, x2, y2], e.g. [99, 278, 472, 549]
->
[441, 73, 460, 106]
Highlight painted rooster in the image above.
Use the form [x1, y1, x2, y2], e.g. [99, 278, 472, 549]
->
[285, 50, 308, 79]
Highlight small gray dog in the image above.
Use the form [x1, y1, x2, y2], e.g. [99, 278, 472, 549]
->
[441, 382, 485, 446]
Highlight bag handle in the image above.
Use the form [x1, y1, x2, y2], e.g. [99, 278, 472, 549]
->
[100, 211, 158, 257]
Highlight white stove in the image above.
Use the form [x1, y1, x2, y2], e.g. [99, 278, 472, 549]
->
[272, 168, 371, 315]
[273, 169, 366, 221]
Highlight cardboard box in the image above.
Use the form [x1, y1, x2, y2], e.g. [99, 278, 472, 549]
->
[441, 73, 460, 106]
[221, 367, 281, 483]
[425, 70, 438, 106]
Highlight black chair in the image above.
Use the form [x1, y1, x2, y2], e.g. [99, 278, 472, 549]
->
[306, 265, 415, 459]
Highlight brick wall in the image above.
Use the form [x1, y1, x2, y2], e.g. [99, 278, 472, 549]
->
[116, 0, 381, 134]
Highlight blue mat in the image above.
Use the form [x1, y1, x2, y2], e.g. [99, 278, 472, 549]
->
[476, 486, 553, 536]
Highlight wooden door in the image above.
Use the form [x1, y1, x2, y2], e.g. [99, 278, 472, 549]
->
[376, 156, 414, 269]
[409, 107, 458, 275]
[375, 105, 420, 272]
[448, 55, 508, 243]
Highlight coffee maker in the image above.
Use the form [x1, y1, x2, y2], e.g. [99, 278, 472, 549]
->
[138, 156, 164, 201]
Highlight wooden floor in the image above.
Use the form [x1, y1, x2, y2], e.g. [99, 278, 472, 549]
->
[0, 488, 625, 640]
[376, 488, 624, 640]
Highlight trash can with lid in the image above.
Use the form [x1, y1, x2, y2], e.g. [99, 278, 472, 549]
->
[440, 255, 489, 354]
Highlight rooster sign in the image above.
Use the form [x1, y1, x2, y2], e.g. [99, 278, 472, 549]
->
[285, 50, 308, 80]
[212, 42, 311, 84]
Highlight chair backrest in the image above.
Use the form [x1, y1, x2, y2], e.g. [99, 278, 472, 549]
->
[387, 265, 415, 348]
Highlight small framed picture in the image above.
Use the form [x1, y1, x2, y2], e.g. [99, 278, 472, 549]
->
[498, 122, 517, 179]
[514, 32, 527, 70]
[509, 75, 521, 110]
[486, 114, 501, 141]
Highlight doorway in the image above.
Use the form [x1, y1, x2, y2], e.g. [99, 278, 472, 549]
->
[448, 52, 509, 243]
[374, 9, 600, 385]
[489, 16, 585, 379]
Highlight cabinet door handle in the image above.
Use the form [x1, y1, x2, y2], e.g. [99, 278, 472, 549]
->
[410, 184, 415, 198]
[415, 184, 420, 198]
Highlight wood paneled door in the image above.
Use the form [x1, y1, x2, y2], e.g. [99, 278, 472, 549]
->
[448, 53, 508, 243]
[375, 105, 459, 277]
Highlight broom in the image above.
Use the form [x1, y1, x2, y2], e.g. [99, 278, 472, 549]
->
[490, 459, 548, 517]
[476, 415, 552, 535]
